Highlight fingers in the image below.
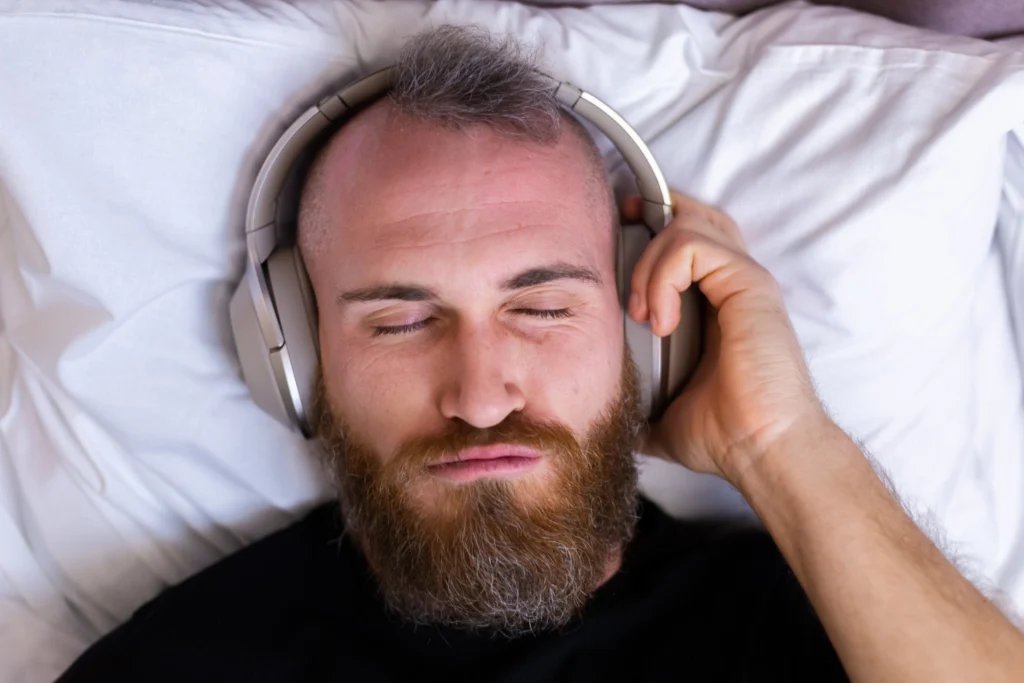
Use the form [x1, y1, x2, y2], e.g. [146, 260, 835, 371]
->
[631, 225, 776, 338]
[629, 230, 692, 336]
[620, 195, 645, 223]
[668, 192, 747, 251]
[624, 191, 762, 337]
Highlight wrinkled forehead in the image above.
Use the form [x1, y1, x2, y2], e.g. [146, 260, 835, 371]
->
[300, 102, 615, 279]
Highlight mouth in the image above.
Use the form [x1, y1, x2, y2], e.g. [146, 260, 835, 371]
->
[427, 444, 542, 483]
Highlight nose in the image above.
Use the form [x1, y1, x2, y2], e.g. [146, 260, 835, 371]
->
[438, 318, 527, 429]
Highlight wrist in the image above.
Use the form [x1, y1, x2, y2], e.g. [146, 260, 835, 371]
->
[729, 411, 879, 586]
[723, 407, 838, 495]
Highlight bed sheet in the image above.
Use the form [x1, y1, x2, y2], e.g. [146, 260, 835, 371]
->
[2, 1, 1024, 680]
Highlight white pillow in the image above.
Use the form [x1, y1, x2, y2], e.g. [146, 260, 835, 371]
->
[994, 36, 1024, 608]
[998, 37, 1024, 419]
[2, 0, 1024, 679]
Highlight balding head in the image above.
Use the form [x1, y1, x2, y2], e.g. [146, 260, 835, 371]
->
[297, 25, 615, 276]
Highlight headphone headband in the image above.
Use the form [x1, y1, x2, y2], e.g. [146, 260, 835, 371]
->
[246, 67, 672, 237]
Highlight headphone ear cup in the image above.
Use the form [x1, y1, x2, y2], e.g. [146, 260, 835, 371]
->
[230, 265, 294, 430]
[664, 277, 702, 418]
[264, 246, 320, 436]
[619, 224, 658, 419]
[618, 224, 702, 419]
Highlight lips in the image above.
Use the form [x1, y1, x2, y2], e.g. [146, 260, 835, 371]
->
[427, 444, 542, 482]
[434, 444, 541, 465]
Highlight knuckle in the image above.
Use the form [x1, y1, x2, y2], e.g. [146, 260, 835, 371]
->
[753, 266, 785, 298]
[667, 228, 701, 250]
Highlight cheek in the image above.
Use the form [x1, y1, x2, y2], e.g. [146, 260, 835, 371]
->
[526, 311, 624, 429]
[319, 320, 437, 456]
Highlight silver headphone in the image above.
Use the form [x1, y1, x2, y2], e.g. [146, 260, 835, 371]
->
[229, 66, 701, 436]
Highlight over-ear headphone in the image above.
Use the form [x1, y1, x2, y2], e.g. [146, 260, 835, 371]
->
[230, 66, 701, 437]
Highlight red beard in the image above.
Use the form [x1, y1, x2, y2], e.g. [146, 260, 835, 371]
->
[312, 351, 645, 635]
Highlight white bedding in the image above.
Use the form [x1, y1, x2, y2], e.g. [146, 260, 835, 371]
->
[2, 0, 1024, 680]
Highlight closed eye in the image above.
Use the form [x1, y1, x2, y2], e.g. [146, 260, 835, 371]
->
[511, 308, 573, 320]
[372, 309, 574, 337]
[372, 318, 434, 337]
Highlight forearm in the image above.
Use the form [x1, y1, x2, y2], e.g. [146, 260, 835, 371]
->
[734, 415, 1024, 683]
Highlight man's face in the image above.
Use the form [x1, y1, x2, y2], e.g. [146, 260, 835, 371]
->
[303, 104, 644, 632]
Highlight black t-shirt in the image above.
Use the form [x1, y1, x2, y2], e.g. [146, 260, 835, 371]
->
[57, 497, 848, 682]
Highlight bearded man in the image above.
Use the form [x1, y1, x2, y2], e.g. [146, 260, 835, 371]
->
[56, 25, 1024, 683]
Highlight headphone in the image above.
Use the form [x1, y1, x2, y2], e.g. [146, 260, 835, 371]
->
[229, 66, 702, 437]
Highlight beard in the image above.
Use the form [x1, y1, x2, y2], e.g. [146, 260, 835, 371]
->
[312, 351, 646, 636]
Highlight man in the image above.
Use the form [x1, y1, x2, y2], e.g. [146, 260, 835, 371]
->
[58, 25, 1024, 683]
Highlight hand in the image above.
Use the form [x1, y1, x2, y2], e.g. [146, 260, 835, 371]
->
[622, 192, 827, 486]
[626, 195, 1024, 683]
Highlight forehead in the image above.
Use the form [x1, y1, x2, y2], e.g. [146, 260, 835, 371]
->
[306, 104, 613, 283]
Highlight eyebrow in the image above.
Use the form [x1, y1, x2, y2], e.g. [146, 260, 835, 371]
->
[336, 261, 603, 306]
[500, 262, 603, 290]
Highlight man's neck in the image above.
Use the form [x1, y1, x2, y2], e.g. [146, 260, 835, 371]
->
[595, 548, 623, 591]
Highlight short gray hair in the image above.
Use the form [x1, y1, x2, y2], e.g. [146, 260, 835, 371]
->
[390, 25, 563, 142]
[387, 24, 608, 173]
[298, 25, 614, 263]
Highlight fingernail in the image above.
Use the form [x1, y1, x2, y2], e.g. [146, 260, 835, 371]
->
[629, 292, 640, 315]
[650, 311, 659, 334]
